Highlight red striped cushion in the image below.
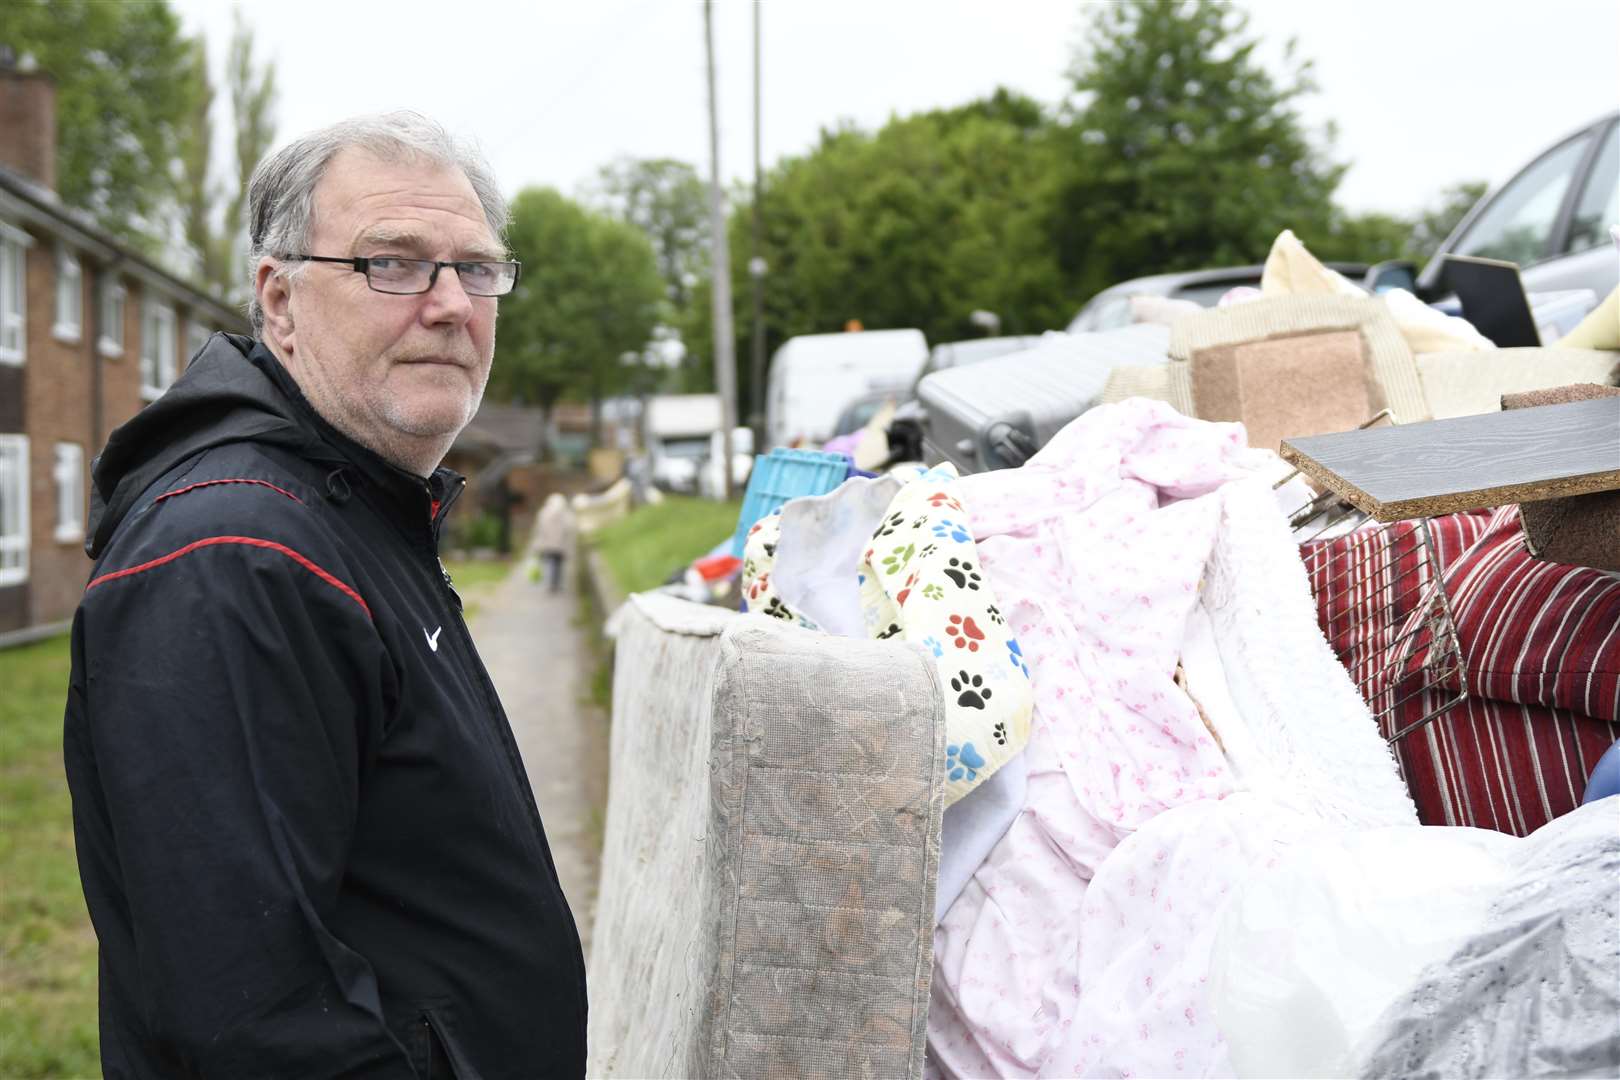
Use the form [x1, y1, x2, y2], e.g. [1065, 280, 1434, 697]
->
[1393, 686, 1617, 833]
[1437, 506, 1620, 722]
[1303, 506, 1620, 834]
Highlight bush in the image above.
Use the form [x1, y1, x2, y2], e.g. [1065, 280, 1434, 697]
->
[455, 511, 506, 552]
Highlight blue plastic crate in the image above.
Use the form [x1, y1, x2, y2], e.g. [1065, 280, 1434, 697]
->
[731, 448, 852, 558]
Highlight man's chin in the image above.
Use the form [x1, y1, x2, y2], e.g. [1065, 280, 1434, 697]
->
[382, 396, 475, 440]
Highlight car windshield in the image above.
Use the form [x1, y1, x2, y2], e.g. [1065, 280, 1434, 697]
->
[1567, 126, 1619, 253]
[834, 398, 890, 436]
[1455, 133, 1592, 267]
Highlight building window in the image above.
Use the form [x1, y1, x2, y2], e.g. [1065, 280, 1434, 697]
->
[0, 225, 28, 366]
[0, 435, 28, 586]
[140, 299, 176, 401]
[54, 442, 84, 543]
[186, 318, 212, 365]
[99, 279, 126, 356]
[54, 245, 83, 342]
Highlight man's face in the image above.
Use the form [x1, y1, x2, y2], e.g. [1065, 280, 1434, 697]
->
[258, 147, 502, 472]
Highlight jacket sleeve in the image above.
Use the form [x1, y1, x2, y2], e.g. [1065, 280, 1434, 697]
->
[73, 526, 416, 1078]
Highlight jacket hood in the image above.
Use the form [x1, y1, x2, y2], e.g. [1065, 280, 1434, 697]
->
[89, 334, 357, 558]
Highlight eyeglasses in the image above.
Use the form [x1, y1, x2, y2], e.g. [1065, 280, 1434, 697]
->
[277, 254, 522, 297]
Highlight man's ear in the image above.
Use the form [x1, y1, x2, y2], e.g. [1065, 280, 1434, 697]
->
[255, 258, 296, 351]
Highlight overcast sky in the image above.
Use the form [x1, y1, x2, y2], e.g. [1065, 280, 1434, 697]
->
[169, 0, 1619, 218]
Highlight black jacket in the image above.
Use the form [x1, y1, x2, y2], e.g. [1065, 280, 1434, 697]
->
[64, 334, 586, 1079]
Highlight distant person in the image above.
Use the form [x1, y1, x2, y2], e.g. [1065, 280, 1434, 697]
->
[531, 492, 577, 593]
[63, 113, 586, 1078]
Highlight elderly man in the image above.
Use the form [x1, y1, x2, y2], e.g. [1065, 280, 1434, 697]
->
[64, 113, 585, 1078]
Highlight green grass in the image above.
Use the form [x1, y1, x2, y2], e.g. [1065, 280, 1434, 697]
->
[444, 557, 513, 621]
[442, 557, 513, 593]
[587, 496, 743, 598]
[0, 634, 101, 1079]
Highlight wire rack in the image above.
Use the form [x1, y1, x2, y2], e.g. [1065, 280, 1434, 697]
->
[1279, 411, 1470, 745]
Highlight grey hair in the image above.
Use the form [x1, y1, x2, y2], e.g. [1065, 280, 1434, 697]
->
[245, 111, 508, 333]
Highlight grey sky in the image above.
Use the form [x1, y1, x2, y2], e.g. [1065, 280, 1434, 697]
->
[171, 0, 1619, 218]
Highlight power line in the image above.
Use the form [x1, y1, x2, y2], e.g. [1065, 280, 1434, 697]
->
[491, 0, 670, 154]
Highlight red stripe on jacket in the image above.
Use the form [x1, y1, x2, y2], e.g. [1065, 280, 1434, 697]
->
[85, 535, 372, 620]
[155, 478, 305, 505]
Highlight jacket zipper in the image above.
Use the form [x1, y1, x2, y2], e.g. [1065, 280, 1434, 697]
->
[419, 479, 589, 995]
[418, 1014, 434, 1079]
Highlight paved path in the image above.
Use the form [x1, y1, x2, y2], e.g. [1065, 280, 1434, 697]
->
[465, 550, 610, 962]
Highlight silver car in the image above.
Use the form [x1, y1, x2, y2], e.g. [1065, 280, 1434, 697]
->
[1067, 112, 1619, 331]
[1417, 110, 1619, 299]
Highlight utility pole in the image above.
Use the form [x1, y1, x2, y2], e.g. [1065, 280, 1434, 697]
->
[703, 0, 739, 499]
[748, 1, 767, 452]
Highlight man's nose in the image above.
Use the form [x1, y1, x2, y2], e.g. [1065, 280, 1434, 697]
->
[420, 263, 475, 325]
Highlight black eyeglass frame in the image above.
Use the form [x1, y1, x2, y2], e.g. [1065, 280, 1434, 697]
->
[276, 254, 522, 296]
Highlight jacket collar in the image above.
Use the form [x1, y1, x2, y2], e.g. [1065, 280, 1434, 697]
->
[247, 341, 465, 530]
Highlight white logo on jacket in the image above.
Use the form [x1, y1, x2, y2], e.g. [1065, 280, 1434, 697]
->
[424, 626, 443, 652]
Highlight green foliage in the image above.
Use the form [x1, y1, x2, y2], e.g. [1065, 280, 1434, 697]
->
[587, 496, 742, 597]
[590, 157, 710, 311]
[453, 511, 506, 552]
[175, 12, 277, 299]
[680, 88, 1067, 407]
[4, 0, 198, 248]
[221, 12, 277, 295]
[1055, 0, 1344, 299]
[1411, 179, 1490, 264]
[1315, 209, 1418, 265]
[177, 36, 227, 291]
[0, 634, 99, 1078]
[490, 188, 665, 438]
[682, 0, 1365, 399]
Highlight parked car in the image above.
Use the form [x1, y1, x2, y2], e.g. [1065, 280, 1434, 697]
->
[1417, 111, 1619, 300]
[1067, 113, 1619, 334]
[765, 328, 928, 449]
[1066, 263, 1372, 334]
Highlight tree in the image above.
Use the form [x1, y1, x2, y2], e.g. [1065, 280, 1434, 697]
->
[682, 89, 1069, 409]
[1315, 209, 1417, 266]
[177, 37, 227, 290]
[590, 157, 709, 312]
[490, 188, 664, 450]
[1411, 179, 1488, 264]
[1055, 0, 1345, 302]
[175, 12, 277, 299]
[5, 0, 198, 247]
[222, 12, 276, 289]
[1310, 179, 1492, 269]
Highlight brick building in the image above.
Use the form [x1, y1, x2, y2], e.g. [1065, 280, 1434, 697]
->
[0, 58, 247, 640]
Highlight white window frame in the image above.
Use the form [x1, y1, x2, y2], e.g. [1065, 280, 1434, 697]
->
[0, 435, 29, 586]
[140, 298, 176, 401]
[99, 279, 126, 357]
[53, 442, 84, 543]
[53, 243, 82, 343]
[0, 221, 31, 367]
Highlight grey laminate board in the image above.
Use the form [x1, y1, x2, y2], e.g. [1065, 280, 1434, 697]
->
[1278, 397, 1620, 522]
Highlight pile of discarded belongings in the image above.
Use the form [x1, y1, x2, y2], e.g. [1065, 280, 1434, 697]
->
[586, 230, 1620, 1078]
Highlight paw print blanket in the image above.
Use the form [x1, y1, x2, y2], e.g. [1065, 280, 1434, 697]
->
[742, 466, 1035, 808]
[857, 465, 1034, 806]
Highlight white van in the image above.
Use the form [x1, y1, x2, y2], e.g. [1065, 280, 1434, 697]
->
[765, 329, 928, 450]
[644, 393, 723, 493]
